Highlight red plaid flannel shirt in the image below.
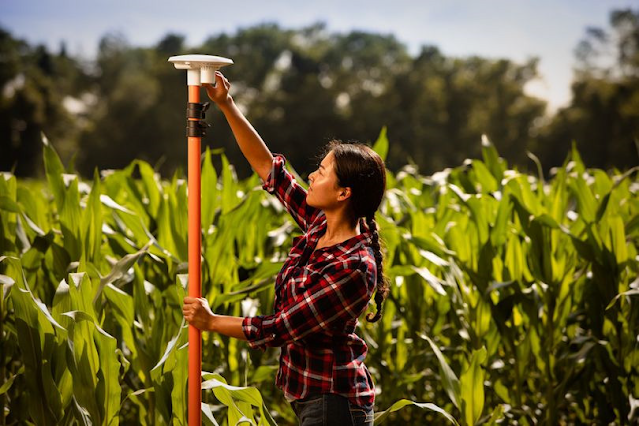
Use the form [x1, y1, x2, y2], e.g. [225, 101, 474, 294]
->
[242, 155, 376, 409]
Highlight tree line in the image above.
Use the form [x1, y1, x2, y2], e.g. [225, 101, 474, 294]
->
[1, 8, 637, 179]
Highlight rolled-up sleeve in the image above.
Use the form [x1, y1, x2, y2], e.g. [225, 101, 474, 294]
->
[262, 154, 321, 232]
[241, 259, 373, 351]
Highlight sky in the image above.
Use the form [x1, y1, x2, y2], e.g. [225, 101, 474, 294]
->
[1, 0, 636, 112]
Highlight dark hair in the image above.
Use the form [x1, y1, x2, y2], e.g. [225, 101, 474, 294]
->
[325, 140, 389, 323]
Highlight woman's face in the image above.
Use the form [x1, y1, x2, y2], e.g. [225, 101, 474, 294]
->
[306, 151, 350, 210]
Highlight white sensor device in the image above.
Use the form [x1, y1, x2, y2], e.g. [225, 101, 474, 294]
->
[168, 54, 234, 86]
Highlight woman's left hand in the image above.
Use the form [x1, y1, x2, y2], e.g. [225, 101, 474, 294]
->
[183, 297, 216, 331]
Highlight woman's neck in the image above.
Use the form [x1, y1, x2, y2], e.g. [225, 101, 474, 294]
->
[321, 210, 360, 245]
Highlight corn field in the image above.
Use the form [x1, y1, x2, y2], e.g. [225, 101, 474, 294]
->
[0, 131, 637, 425]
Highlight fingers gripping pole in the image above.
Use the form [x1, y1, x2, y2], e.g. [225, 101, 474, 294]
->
[169, 55, 233, 426]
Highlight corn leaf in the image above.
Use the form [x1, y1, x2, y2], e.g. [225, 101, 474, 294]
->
[460, 347, 487, 426]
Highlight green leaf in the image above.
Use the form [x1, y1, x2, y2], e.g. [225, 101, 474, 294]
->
[595, 191, 612, 222]
[3, 256, 65, 425]
[605, 277, 639, 310]
[202, 403, 221, 426]
[250, 365, 278, 384]
[221, 154, 241, 215]
[80, 170, 103, 265]
[534, 213, 560, 229]
[100, 194, 136, 214]
[484, 404, 506, 425]
[68, 272, 98, 319]
[471, 160, 498, 193]
[59, 175, 82, 261]
[493, 381, 510, 404]
[167, 176, 188, 259]
[0, 195, 21, 213]
[373, 399, 459, 425]
[201, 146, 220, 230]
[152, 319, 187, 373]
[480, 135, 505, 182]
[93, 324, 122, 426]
[460, 347, 487, 426]
[171, 343, 188, 425]
[103, 283, 137, 360]
[0, 367, 21, 395]
[490, 197, 512, 247]
[411, 266, 446, 296]
[625, 213, 639, 237]
[63, 310, 102, 424]
[408, 234, 456, 258]
[421, 334, 461, 408]
[609, 215, 628, 265]
[157, 194, 179, 257]
[526, 150, 545, 197]
[137, 160, 161, 217]
[0, 273, 15, 286]
[42, 133, 67, 211]
[177, 273, 188, 303]
[21, 211, 46, 236]
[569, 173, 597, 223]
[95, 241, 150, 303]
[201, 374, 278, 426]
[372, 126, 389, 161]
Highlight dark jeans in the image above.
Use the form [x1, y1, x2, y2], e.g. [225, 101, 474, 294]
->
[290, 393, 374, 426]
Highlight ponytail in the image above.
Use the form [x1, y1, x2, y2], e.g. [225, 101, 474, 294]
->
[365, 216, 389, 323]
[325, 141, 387, 322]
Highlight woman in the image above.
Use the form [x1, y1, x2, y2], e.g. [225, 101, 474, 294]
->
[183, 71, 389, 426]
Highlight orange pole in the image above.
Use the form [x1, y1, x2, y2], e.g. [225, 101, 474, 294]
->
[187, 84, 202, 426]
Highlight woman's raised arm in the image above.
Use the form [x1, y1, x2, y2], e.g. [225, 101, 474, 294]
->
[204, 71, 273, 182]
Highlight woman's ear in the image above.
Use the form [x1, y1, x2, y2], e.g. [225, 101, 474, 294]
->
[338, 187, 352, 201]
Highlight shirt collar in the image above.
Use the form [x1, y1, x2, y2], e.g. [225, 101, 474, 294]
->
[310, 215, 373, 257]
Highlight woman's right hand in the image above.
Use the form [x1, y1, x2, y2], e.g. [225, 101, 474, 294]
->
[183, 296, 215, 331]
[204, 71, 232, 106]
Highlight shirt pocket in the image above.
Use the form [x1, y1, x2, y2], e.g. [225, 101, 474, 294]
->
[285, 266, 321, 300]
